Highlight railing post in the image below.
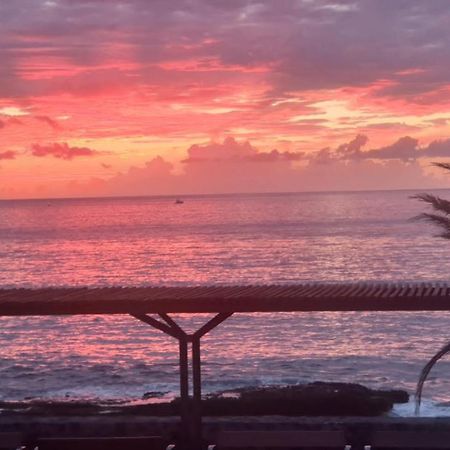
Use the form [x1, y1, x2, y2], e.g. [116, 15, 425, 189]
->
[191, 335, 202, 449]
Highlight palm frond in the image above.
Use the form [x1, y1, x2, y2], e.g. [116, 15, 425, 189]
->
[414, 212, 450, 229]
[414, 163, 450, 412]
[411, 193, 450, 216]
[432, 162, 450, 171]
[415, 341, 450, 415]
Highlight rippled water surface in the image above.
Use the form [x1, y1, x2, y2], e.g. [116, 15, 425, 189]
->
[1, 190, 450, 415]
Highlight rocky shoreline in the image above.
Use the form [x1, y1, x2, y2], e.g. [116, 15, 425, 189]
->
[0, 382, 409, 417]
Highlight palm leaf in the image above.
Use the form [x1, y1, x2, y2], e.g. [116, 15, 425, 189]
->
[413, 162, 450, 414]
[411, 193, 450, 216]
[432, 162, 450, 171]
[415, 341, 450, 415]
[414, 213, 450, 237]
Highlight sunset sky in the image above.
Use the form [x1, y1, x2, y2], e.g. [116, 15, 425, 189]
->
[2, 0, 450, 199]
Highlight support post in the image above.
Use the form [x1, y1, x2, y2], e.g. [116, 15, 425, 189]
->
[131, 312, 233, 450]
[178, 336, 190, 444]
[192, 336, 201, 402]
[191, 335, 202, 449]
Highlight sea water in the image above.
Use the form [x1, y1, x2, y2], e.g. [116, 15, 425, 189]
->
[1, 190, 450, 416]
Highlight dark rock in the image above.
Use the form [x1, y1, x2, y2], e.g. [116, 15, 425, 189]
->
[201, 382, 409, 417]
[379, 389, 409, 404]
[0, 400, 103, 416]
[0, 382, 409, 417]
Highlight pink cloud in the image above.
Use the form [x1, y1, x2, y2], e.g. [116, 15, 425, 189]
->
[363, 137, 419, 162]
[309, 147, 335, 165]
[336, 134, 369, 159]
[183, 137, 304, 163]
[62, 136, 446, 198]
[11, 134, 450, 199]
[31, 142, 98, 160]
[311, 135, 450, 163]
[0, 150, 16, 160]
[183, 137, 257, 162]
[423, 139, 450, 158]
[246, 150, 305, 162]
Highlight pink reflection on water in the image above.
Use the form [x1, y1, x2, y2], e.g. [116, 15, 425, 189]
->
[2, 311, 450, 406]
[2, 193, 450, 408]
[1, 192, 448, 287]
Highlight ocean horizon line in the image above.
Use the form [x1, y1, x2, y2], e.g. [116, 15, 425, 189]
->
[2, 186, 450, 203]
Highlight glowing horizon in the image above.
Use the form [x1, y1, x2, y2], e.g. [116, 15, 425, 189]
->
[2, 1, 450, 199]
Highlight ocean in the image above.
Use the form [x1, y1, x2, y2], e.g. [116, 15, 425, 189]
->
[1, 190, 450, 416]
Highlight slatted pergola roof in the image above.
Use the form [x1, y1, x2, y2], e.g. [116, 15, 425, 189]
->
[2, 282, 450, 448]
[1, 282, 450, 315]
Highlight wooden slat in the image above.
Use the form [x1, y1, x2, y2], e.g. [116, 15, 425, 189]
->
[309, 284, 333, 298]
[360, 283, 379, 298]
[319, 283, 345, 298]
[292, 283, 317, 298]
[398, 285, 410, 298]
[423, 285, 434, 297]
[265, 285, 294, 298]
[347, 283, 370, 298]
[277, 284, 302, 297]
[224, 286, 259, 298]
[372, 283, 387, 298]
[317, 283, 339, 298]
[388, 285, 404, 298]
[380, 285, 395, 298]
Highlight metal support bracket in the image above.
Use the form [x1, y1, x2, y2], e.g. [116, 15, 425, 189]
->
[130, 311, 233, 449]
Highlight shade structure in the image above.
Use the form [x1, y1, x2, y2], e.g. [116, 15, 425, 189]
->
[1, 282, 450, 315]
[2, 281, 450, 449]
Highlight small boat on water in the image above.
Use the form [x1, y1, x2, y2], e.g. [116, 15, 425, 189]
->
[175, 199, 184, 204]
